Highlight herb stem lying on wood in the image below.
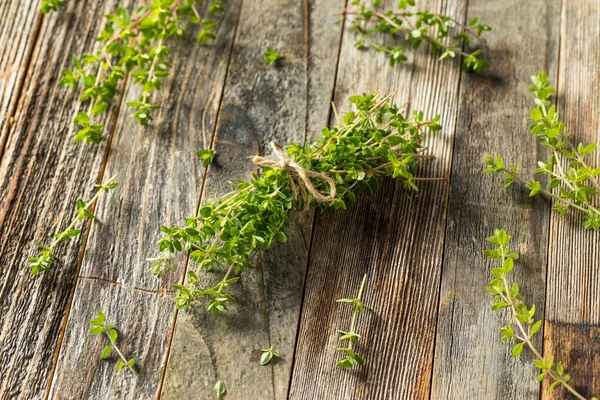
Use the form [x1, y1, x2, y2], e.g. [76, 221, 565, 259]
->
[89, 310, 137, 375]
[29, 176, 118, 276]
[44, 0, 228, 142]
[149, 92, 442, 313]
[484, 70, 600, 230]
[485, 229, 597, 400]
[336, 274, 370, 368]
[339, 0, 491, 71]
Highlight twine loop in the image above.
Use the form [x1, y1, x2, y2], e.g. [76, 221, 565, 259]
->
[253, 142, 336, 210]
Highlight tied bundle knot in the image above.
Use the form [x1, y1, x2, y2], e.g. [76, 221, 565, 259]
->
[252, 142, 337, 210]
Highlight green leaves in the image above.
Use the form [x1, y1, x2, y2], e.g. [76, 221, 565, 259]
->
[41, 0, 65, 13]
[151, 93, 438, 313]
[484, 229, 593, 399]
[196, 149, 215, 167]
[260, 345, 280, 366]
[345, 0, 491, 72]
[264, 47, 283, 65]
[89, 310, 137, 375]
[484, 70, 600, 230]
[336, 274, 370, 369]
[213, 380, 226, 398]
[57, 0, 229, 143]
[29, 176, 118, 276]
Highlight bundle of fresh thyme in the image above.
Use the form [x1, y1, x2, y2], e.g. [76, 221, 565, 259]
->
[484, 70, 600, 230]
[43, 0, 227, 143]
[485, 229, 598, 400]
[339, 0, 491, 71]
[149, 92, 442, 313]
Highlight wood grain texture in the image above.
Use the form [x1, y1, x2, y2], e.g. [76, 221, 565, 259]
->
[0, 1, 130, 398]
[430, 0, 560, 398]
[160, 0, 344, 398]
[544, 0, 600, 398]
[289, 0, 466, 398]
[47, 1, 243, 398]
[0, 0, 43, 159]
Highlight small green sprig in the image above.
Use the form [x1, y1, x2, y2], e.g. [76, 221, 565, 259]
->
[89, 310, 137, 375]
[50, 0, 227, 143]
[213, 380, 226, 398]
[484, 70, 600, 230]
[485, 229, 597, 400]
[149, 92, 442, 313]
[196, 148, 215, 167]
[264, 47, 283, 65]
[41, 0, 65, 13]
[336, 274, 370, 368]
[260, 345, 280, 366]
[340, 0, 491, 71]
[29, 176, 118, 276]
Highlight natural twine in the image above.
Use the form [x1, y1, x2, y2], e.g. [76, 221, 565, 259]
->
[253, 142, 337, 210]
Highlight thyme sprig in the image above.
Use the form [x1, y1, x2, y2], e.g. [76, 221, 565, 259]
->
[29, 176, 118, 276]
[89, 310, 137, 375]
[43, 0, 227, 142]
[485, 229, 597, 400]
[340, 0, 491, 71]
[149, 92, 442, 313]
[336, 274, 369, 368]
[484, 70, 600, 230]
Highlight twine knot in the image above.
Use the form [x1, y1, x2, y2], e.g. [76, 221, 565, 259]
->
[252, 142, 337, 210]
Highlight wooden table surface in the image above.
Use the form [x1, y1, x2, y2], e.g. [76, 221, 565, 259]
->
[1, 0, 599, 398]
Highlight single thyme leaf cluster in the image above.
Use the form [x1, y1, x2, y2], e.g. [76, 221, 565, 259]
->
[29, 176, 118, 276]
[148, 92, 441, 313]
[485, 229, 597, 400]
[336, 274, 370, 369]
[484, 70, 600, 230]
[260, 345, 280, 366]
[89, 310, 137, 375]
[44, 0, 227, 143]
[264, 47, 283, 65]
[341, 0, 491, 71]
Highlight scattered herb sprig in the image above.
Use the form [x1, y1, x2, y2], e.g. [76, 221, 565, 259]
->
[149, 92, 442, 313]
[336, 274, 369, 369]
[485, 229, 597, 400]
[264, 47, 283, 65]
[89, 310, 137, 375]
[29, 176, 118, 276]
[484, 70, 600, 230]
[260, 345, 280, 366]
[213, 380, 226, 398]
[43, 0, 228, 143]
[340, 0, 491, 71]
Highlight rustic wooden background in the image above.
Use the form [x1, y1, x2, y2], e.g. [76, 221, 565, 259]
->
[1, 0, 598, 398]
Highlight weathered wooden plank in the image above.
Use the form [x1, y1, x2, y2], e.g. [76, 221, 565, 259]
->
[544, 1, 600, 398]
[160, 0, 344, 398]
[0, 0, 43, 158]
[47, 1, 243, 398]
[289, 0, 467, 398]
[430, 0, 560, 398]
[0, 1, 130, 397]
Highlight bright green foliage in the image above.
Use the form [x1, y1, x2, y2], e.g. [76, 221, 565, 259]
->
[213, 380, 226, 398]
[485, 229, 593, 399]
[264, 47, 283, 65]
[336, 274, 370, 368]
[196, 148, 215, 167]
[483, 70, 600, 230]
[260, 345, 280, 366]
[343, 0, 491, 71]
[54, 0, 228, 142]
[149, 93, 441, 313]
[29, 176, 118, 276]
[89, 310, 137, 375]
[41, 0, 65, 13]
